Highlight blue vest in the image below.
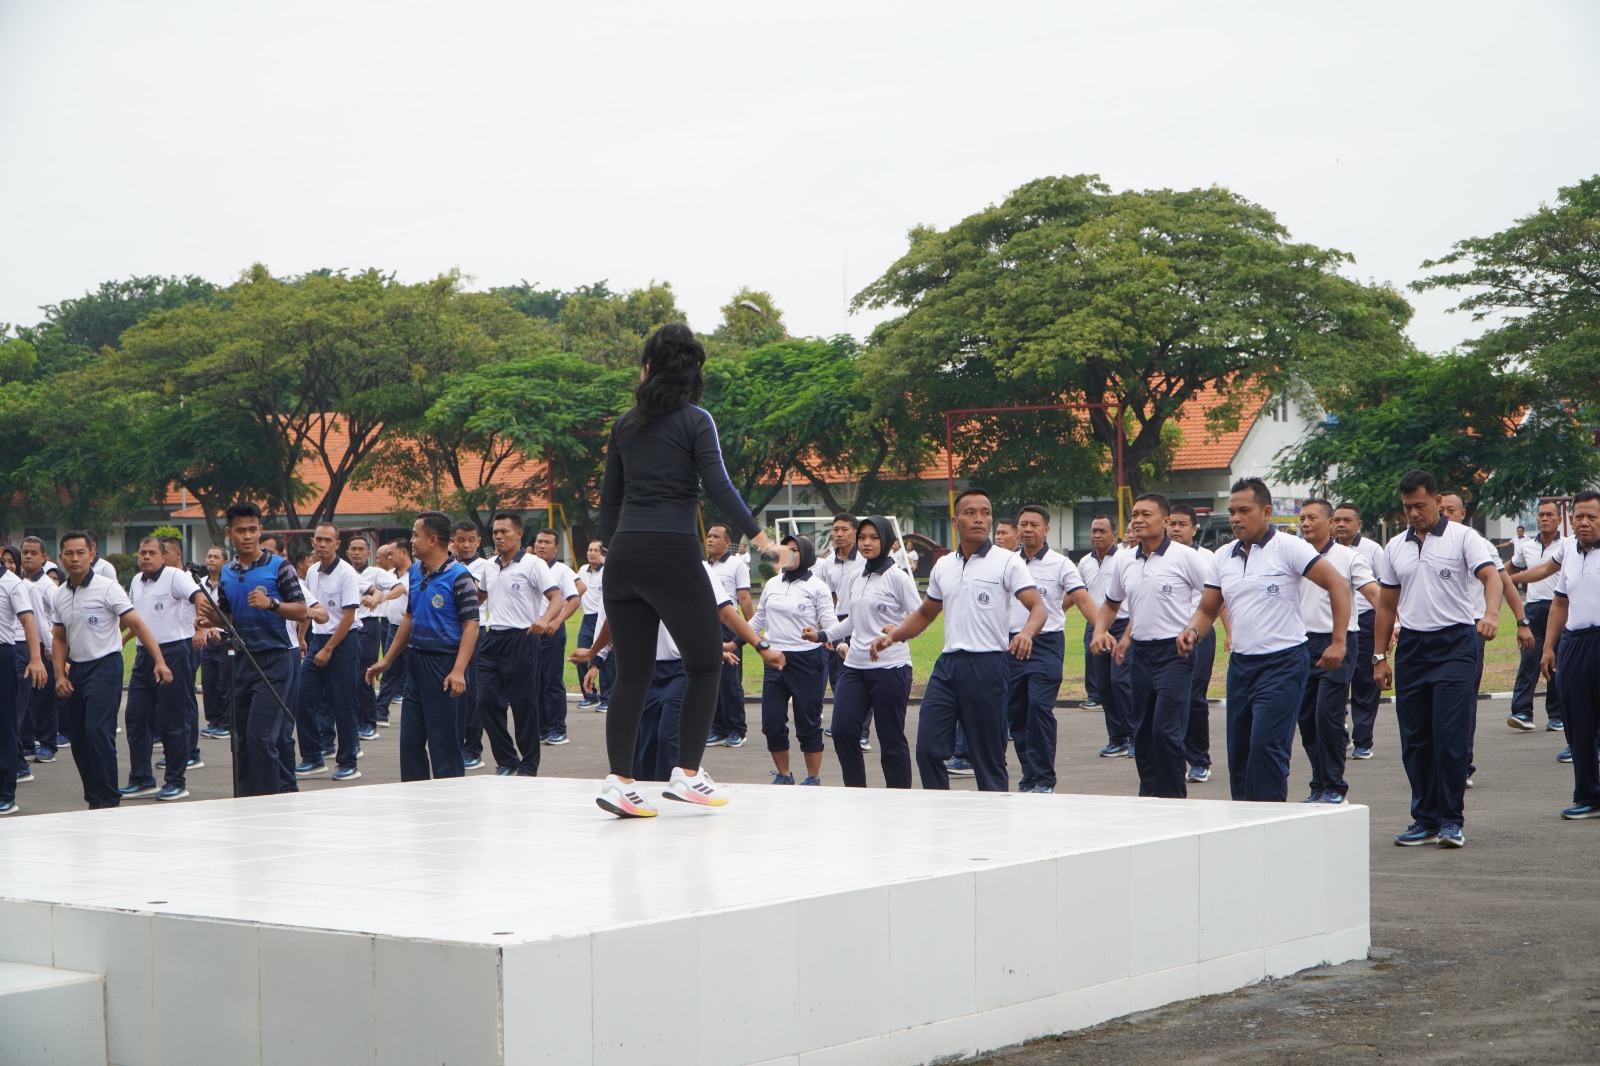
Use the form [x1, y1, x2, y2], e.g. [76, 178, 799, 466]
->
[218, 552, 296, 652]
[407, 558, 473, 653]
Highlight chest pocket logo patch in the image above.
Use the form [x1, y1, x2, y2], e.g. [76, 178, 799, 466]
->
[976, 591, 991, 605]
[431, 593, 445, 609]
[153, 602, 165, 612]
[1265, 583, 1280, 596]
[1159, 583, 1173, 596]
[1438, 568, 1453, 580]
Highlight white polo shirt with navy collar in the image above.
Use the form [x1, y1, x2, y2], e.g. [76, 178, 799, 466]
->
[1079, 547, 1129, 621]
[53, 571, 135, 663]
[304, 557, 361, 637]
[354, 564, 398, 623]
[705, 552, 751, 609]
[816, 548, 867, 618]
[1511, 532, 1567, 606]
[1554, 540, 1600, 632]
[1104, 536, 1210, 641]
[127, 565, 202, 647]
[1374, 516, 1500, 633]
[1007, 546, 1086, 635]
[926, 542, 1036, 653]
[1299, 539, 1375, 635]
[1206, 526, 1325, 655]
[1346, 536, 1384, 616]
[483, 550, 557, 631]
[0, 569, 36, 645]
[544, 559, 580, 605]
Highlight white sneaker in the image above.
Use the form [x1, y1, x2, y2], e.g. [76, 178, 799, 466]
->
[596, 775, 658, 818]
[663, 767, 730, 807]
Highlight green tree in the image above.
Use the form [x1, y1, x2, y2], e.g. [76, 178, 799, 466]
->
[557, 280, 684, 367]
[1413, 175, 1600, 410]
[1273, 348, 1600, 522]
[853, 175, 1413, 497]
[714, 287, 788, 349]
[25, 275, 218, 376]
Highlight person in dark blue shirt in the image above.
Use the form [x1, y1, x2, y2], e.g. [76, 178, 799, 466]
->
[197, 502, 311, 798]
[367, 511, 481, 781]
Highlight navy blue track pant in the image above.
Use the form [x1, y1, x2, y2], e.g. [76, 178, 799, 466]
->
[355, 617, 382, 730]
[832, 664, 912, 787]
[1225, 642, 1311, 802]
[713, 623, 747, 739]
[0, 645, 16, 806]
[1130, 637, 1195, 798]
[1512, 600, 1561, 724]
[1184, 629, 1216, 770]
[125, 641, 193, 790]
[576, 613, 614, 703]
[62, 652, 125, 809]
[400, 649, 466, 781]
[297, 633, 360, 772]
[1394, 623, 1477, 830]
[916, 650, 1010, 792]
[477, 628, 541, 775]
[536, 628, 567, 739]
[1082, 623, 1102, 705]
[1349, 612, 1380, 749]
[231, 647, 294, 798]
[1297, 632, 1353, 798]
[1095, 618, 1136, 745]
[1007, 630, 1064, 790]
[200, 640, 230, 729]
[639, 659, 687, 781]
[374, 622, 405, 717]
[761, 646, 826, 754]
[1556, 627, 1600, 808]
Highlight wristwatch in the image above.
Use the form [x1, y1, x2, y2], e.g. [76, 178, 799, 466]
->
[754, 639, 772, 651]
[1371, 652, 1388, 665]
[267, 598, 281, 613]
[1516, 618, 1531, 628]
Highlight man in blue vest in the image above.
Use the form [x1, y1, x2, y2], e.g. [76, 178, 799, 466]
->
[367, 511, 481, 781]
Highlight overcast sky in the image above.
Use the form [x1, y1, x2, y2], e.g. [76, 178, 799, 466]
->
[3, 0, 1597, 355]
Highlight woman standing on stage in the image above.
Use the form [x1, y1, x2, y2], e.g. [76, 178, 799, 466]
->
[595, 322, 790, 818]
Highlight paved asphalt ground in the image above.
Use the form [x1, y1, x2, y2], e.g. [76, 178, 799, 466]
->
[10, 691, 1600, 1063]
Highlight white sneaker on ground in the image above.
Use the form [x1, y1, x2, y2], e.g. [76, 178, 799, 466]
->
[596, 775, 658, 818]
[663, 767, 730, 807]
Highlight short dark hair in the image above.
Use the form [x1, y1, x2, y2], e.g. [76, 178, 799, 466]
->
[390, 538, 412, 557]
[138, 536, 162, 549]
[313, 521, 339, 536]
[588, 540, 606, 553]
[1169, 503, 1198, 524]
[20, 536, 45, 552]
[534, 528, 559, 543]
[60, 530, 91, 550]
[952, 488, 991, 512]
[225, 501, 263, 527]
[1398, 469, 1438, 497]
[706, 522, 732, 539]
[1334, 502, 1362, 518]
[833, 514, 858, 528]
[85, 528, 99, 546]
[452, 521, 478, 536]
[1133, 492, 1171, 516]
[416, 511, 453, 544]
[996, 517, 1018, 530]
[1230, 478, 1271, 507]
[258, 533, 281, 550]
[348, 533, 370, 550]
[1572, 490, 1600, 508]
[1301, 498, 1334, 518]
[1089, 513, 1115, 530]
[1018, 504, 1051, 526]
[492, 512, 523, 530]
[291, 550, 312, 567]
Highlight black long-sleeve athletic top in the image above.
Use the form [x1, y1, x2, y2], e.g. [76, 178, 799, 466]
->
[600, 404, 762, 545]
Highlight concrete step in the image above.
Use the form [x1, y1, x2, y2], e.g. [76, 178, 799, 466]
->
[0, 960, 107, 1066]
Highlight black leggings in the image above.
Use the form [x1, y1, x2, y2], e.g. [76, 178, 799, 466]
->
[603, 531, 725, 777]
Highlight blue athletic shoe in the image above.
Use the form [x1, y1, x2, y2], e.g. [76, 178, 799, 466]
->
[1351, 746, 1373, 760]
[321, 746, 336, 758]
[1321, 791, 1347, 804]
[55, 733, 70, 747]
[597, 702, 608, 713]
[332, 767, 361, 782]
[294, 761, 329, 778]
[1394, 822, 1439, 846]
[1186, 765, 1210, 782]
[1301, 791, 1323, 803]
[859, 737, 872, 752]
[1030, 785, 1055, 794]
[1437, 823, 1465, 848]
[494, 766, 515, 776]
[723, 734, 746, 748]
[1560, 802, 1600, 819]
[800, 776, 822, 786]
[706, 732, 726, 746]
[1548, 719, 1565, 732]
[15, 769, 33, 784]
[1558, 746, 1575, 764]
[155, 758, 165, 769]
[1098, 742, 1131, 758]
[156, 784, 188, 801]
[118, 783, 159, 798]
[544, 733, 569, 746]
[0, 801, 17, 815]
[187, 757, 203, 769]
[32, 748, 55, 763]
[358, 726, 378, 740]
[945, 757, 975, 777]
[771, 772, 795, 784]
[462, 756, 484, 769]
[1081, 700, 1101, 710]
[823, 726, 834, 737]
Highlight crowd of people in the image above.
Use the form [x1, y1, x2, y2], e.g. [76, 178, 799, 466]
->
[3, 480, 1595, 842]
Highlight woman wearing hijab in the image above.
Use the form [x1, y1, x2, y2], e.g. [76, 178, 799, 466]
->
[803, 517, 922, 787]
[748, 535, 834, 784]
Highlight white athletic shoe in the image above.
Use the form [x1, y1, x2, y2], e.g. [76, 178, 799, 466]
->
[596, 775, 658, 818]
[663, 767, 730, 807]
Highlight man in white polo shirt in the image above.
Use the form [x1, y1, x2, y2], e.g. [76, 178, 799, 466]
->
[1079, 515, 1134, 757]
[87, 530, 118, 583]
[121, 537, 205, 802]
[1094, 493, 1210, 798]
[873, 488, 1046, 792]
[479, 512, 564, 776]
[1296, 500, 1379, 805]
[1333, 503, 1386, 759]
[369, 540, 412, 724]
[1008, 504, 1095, 793]
[54, 530, 173, 810]
[0, 558, 47, 815]
[575, 540, 611, 709]
[17, 536, 62, 765]
[348, 533, 394, 740]
[532, 528, 582, 746]
[1167, 504, 1221, 783]
[704, 522, 755, 748]
[1509, 500, 1567, 731]
[1372, 470, 1502, 849]
[293, 523, 363, 782]
[1179, 478, 1352, 803]
[1538, 490, 1600, 819]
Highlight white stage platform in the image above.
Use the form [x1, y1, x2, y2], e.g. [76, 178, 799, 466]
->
[0, 778, 1369, 1066]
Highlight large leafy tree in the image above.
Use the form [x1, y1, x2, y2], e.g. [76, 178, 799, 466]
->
[1274, 348, 1600, 522]
[556, 281, 684, 367]
[1413, 174, 1600, 412]
[854, 175, 1412, 497]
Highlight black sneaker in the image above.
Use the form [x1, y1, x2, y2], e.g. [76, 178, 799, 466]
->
[1548, 719, 1565, 732]
[1394, 822, 1439, 846]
